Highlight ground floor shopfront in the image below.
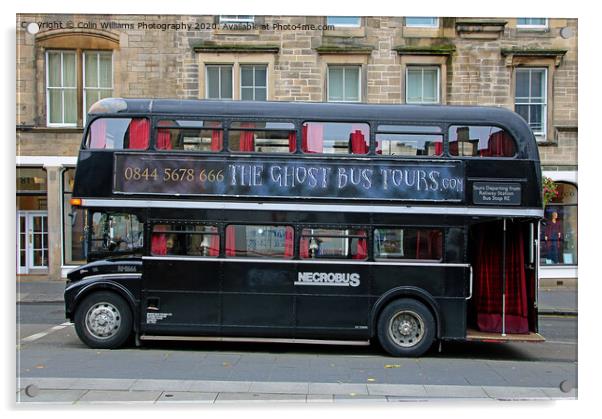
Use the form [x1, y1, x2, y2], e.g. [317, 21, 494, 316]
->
[16, 157, 578, 285]
[17, 156, 80, 279]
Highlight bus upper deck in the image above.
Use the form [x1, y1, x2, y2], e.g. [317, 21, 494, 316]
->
[72, 98, 542, 214]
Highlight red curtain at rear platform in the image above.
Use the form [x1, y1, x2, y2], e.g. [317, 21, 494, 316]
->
[473, 222, 529, 334]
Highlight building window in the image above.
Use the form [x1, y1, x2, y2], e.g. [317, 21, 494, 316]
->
[405, 17, 439, 28]
[515, 68, 547, 137]
[541, 182, 577, 266]
[46, 50, 114, 127]
[326, 17, 361, 27]
[406, 66, 440, 104]
[517, 18, 548, 29]
[240, 65, 267, 101]
[46, 51, 77, 126]
[327, 66, 361, 102]
[219, 15, 255, 23]
[206, 65, 233, 99]
[83, 52, 113, 123]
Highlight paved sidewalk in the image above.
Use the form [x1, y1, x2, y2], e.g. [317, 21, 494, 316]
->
[16, 377, 577, 403]
[16, 278, 578, 315]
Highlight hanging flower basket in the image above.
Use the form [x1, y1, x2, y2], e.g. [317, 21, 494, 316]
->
[542, 176, 559, 207]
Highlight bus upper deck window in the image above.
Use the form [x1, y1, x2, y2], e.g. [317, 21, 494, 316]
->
[155, 120, 223, 152]
[228, 121, 296, 153]
[302, 122, 369, 154]
[86, 118, 149, 150]
[449, 125, 517, 158]
[375, 125, 442, 157]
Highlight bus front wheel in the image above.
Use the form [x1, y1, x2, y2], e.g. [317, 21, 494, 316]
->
[377, 299, 435, 357]
[74, 291, 133, 349]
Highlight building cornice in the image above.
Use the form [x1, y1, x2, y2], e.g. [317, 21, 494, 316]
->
[192, 41, 280, 54]
[501, 48, 568, 67]
[455, 20, 507, 39]
[393, 44, 455, 56]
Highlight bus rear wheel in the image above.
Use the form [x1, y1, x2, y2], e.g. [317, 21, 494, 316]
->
[74, 291, 133, 349]
[377, 299, 435, 357]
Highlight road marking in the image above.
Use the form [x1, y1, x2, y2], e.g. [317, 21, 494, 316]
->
[20, 322, 73, 343]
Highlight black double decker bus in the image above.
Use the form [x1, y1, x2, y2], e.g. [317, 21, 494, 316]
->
[65, 98, 545, 357]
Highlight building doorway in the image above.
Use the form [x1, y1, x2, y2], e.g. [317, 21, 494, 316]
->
[17, 211, 49, 274]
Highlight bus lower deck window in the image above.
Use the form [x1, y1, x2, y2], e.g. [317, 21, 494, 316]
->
[374, 228, 443, 261]
[151, 224, 219, 257]
[225, 225, 294, 258]
[300, 228, 367, 260]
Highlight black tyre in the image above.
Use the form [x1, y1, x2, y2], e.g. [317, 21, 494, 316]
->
[74, 291, 133, 349]
[377, 298, 436, 357]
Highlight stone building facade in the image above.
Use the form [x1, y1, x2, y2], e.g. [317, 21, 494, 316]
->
[16, 14, 578, 283]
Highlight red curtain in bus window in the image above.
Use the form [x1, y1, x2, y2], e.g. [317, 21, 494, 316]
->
[415, 230, 441, 259]
[156, 128, 172, 150]
[375, 139, 383, 155]
[473, 222, 529, 333]
[353, 231, 367, 259]
[481, 130, 516, 157]
[449, 140, 459, 156]
[288, 131, 296, 152]
[128, 118, 150, 149]
[350, 130, 368, 154]
[225, 226, 237, 257]
[239, 122, 255, 151]
[284, 228, 294, 258]
[302, 123, 324, 153]
[300, 236, 309, 258]
[209, 234, 220, 257]
[151, 225, 168, 255]
[211, 130, 223, 151]
[89, 119, 107, 148]
[434, 142, 443, 156]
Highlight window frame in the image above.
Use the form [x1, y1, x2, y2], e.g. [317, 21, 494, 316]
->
[326, 16, 362, 28]
[327, 65, 362, 103]
[46, 49, 114, 128]
[82, 51, 114, 125]
[516, 18, 548, 30]
[239, 64, 268, 101]
[405, 17, 439, 28]
[405, 65, 441, 104]
[205, 64, 234, 100]
[219, 15, 255, 24]
[45, 50, 78, 127]
[514, 67, 548, 139]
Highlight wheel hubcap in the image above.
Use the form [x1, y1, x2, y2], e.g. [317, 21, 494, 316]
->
[85, 302, 121, 339]
[388, 310, 425, 348]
